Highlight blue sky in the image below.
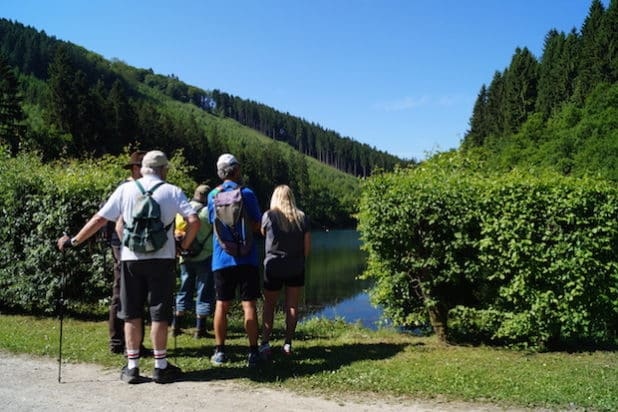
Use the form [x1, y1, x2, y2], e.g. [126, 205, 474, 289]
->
[2, 1, 603, 160]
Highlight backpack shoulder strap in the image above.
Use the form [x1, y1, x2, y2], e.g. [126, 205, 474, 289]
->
[148, 181, 165, 194]
[134, 180, 146, 194]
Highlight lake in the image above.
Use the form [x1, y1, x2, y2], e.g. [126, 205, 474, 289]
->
[297, 229, 384, 329]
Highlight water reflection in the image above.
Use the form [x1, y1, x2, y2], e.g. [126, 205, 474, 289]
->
[298, 230, 383, 329]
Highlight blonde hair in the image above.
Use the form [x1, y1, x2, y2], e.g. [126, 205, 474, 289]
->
[269, 185, 305, 232]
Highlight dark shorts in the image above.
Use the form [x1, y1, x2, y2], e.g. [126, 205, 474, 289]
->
[263, 257, 305, 291]
[263, 268, 305, 291]
[214, 264, 260, 302]
[119, 259, 176, 323]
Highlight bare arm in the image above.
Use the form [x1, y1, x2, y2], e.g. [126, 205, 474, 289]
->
[115, 217, 124, 240]
[57, 214, 109, 251]
[304, 231, 311, 257]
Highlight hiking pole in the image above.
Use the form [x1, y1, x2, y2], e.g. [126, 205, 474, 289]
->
[58, 232, 69, 383]
[58, 271, 65, 383]
[173, 299, 177, 363]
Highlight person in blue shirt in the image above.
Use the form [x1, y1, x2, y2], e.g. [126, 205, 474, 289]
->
[208, 153, 262, 367]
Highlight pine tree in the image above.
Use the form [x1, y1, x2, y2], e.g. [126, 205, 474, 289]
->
[536, 29, 567, 119]
[106, 79, 135, 152]
[0, 54, 25, 154]
[504, 47, 539, 133]
[47, 45, 76, 137]
[604, 0, 618, 82]
[464, 84, 489, 147]
[485, 70, 507, 137]
[575, 0, 607, 102]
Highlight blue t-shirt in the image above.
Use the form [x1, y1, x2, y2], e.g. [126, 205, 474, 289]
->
[208, 181, 261, 271]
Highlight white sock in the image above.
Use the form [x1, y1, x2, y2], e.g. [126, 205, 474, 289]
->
[126, 349, 140, 369]
[154, 349, 168, 369]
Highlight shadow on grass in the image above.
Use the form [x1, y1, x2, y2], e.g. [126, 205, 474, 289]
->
[179, 341, 408, 383]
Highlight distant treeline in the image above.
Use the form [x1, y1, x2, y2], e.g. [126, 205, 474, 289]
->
[0, 17, 411, 227]
[463, 0, 617, 181]
[206, 90, 406, 176]
[0, 18, 408, 178]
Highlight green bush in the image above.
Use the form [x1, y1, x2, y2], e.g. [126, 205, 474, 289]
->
[0, 147, 196, 314]
[358, 151, 618, 349]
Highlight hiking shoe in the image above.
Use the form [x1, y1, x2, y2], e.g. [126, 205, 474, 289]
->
[247, 351, 260, 368]
[282, 343, 292, 356]
[152, 362, 182, 384]
[210, 351, 227, 366]
[120, 366, 142, 384]
[258, 342, 272, 360]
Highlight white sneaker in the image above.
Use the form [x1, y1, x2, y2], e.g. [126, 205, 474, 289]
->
[282, 343, 292, 356]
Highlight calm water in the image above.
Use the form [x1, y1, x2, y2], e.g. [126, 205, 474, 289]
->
[298, 229, 384, 329]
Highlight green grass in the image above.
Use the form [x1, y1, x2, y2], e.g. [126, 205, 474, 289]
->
[1, 313, 616, 411]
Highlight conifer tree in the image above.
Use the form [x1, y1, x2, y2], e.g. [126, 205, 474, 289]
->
[504, 47, 539, 133]
[604, 0, 618, 82]
[0, 54, 25, 154]
[536, 29, 567, 118]
[47, 45, 76, 138]
[575, 0, 607, 102]
[464, 84, 489, 147]
[485, 70, 507, 137]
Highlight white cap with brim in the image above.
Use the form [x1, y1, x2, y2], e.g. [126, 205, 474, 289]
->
[217, 153, 239, 170]
[142, 150, 169, 168]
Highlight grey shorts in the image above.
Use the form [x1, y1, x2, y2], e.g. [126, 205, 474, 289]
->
[119, 259, 176, 323]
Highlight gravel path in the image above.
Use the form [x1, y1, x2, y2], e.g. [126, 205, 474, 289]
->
[0, 351, 533, 412]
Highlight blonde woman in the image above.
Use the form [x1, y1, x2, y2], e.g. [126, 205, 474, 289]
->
[259, 185, 311, 358]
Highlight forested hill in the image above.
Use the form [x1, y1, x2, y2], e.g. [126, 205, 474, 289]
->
[207, 90, 404, 176]
[463, 0, 617, 181]
[0, 17, 407, 227]
[0, 18, 406, 178]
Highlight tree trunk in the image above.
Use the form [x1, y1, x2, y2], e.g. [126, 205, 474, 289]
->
[427, 303, 448, 344]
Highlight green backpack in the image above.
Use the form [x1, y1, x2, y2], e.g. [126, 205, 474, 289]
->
[122, 180, 172, 253]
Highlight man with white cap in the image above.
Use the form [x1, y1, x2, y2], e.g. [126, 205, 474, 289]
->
[58, 150, 200, 384]
[208, 153, 262, 367]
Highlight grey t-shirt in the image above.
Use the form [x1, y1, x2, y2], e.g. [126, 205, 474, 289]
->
[262, 210, 309, 277]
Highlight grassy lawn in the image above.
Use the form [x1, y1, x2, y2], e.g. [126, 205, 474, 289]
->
[0, 313, 616, 411]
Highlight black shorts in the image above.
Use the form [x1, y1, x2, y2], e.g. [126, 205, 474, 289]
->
[119, 259, 175, 323]
[263, 257, 305, 291]
[214, 264, 260, 301]
[263, 268, 305, 291]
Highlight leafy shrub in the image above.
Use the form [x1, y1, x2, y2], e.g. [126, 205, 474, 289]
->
[358, 151, 618, 349]
[0, 147, 195, 314]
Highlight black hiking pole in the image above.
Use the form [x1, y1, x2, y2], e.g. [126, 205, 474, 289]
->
[58, 271, 65, 383]
[58, 232, 71, 383]
[58, 235, 68, 383]
[173, 299, 177, 363]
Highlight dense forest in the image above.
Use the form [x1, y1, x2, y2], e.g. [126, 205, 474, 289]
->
[463, 0, 617, 181]
[0, 17, 408, 227]
[0, 17, 404, 175]
[206, 90, 403, 176]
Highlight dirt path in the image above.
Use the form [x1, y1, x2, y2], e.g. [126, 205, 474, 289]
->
[0, 351, 533, 412]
